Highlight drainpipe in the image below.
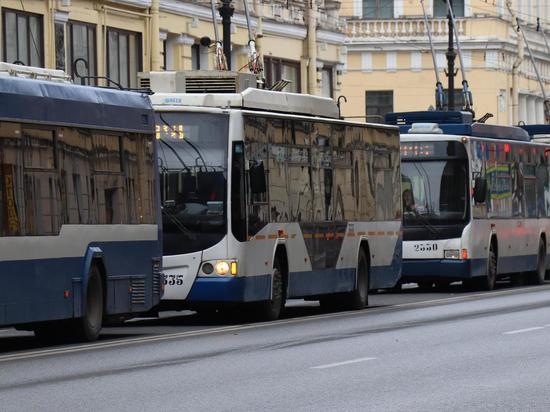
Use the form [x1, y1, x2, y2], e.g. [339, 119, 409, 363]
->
[307, 0, 318, 94]
[506, 0, 524, 125]
[150, 0, 162, 70]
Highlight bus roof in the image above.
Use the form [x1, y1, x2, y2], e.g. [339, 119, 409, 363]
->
[520, 124, 550, 137]
[0, 76, 154, 133]
[149, 87, 340, 119]
[386, 111, 530, 142]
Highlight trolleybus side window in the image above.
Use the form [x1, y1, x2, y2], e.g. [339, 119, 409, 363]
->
[231, 141, 247, 241]
[0, 122, 23, 236]
[22, 127, 60, 235]
[267, 118, 290, 223]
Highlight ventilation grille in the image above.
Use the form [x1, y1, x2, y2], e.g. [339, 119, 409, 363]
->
[152, 272, 161, 297]
[185, 76, 237, 93]
[131, 278, 146, 305]
[139, 77, 151, 89]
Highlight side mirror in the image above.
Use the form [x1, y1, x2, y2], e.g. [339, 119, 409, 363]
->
[249, 160, 267, 194]
[473, 177, 487, 204]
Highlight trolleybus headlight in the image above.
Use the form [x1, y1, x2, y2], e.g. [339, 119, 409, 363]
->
[200, 260, 238, 276]
[215, 261, 230, 276]
[202, 262, 214, 275]
[444, 249, 460, 260]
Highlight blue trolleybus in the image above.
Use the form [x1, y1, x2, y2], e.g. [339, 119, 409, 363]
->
[0, 65, 162, 340]
[388, 111, 550, 290]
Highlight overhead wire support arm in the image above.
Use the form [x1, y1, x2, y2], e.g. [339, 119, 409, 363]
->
[210, 0, 228, 70]
[420, 0, 444, 111]
[517, 18, 550, 124]
[445, 0, 472, 112]
[242, 0, 262, 75]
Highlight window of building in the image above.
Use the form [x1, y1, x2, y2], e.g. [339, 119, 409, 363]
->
[386, 52, 397, 71]
[365, 91, 394, 122]
[434, 0, 464, 18]
[106, 28, 142, 88]
[362, 0, 393, 19]
[321, 66, 333, 98]
[264, 57, 301, 93]
[411, 51, 422, 71]
[67, 21, 96, 85]
[2, 8, 43, 67]
[191, 44, 200, 70]
[55, 23, 65, 71]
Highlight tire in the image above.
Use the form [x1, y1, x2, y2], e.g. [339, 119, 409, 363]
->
[417, 280, 433, 290]
[73, 265, 104, 341]
[347, 248, 369, 310]
[256, 258, 285, 321]
[434, 280, 451, 292]
[529, 239, 546, 285]
[479, 244, 497, 291]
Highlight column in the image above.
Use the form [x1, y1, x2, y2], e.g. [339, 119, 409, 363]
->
[174, 34, 195, 70]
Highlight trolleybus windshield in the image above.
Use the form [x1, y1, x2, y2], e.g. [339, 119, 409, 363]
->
[402, 160, 469, 225]
[155, 112, 229, 255]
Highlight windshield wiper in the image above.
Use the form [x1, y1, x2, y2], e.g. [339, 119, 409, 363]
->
[161, 207, 197, 239]
[159, 139, 191, 172]
[407, 209, 441, 236]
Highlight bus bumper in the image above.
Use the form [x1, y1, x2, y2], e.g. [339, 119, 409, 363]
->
[402, 259, 476, 281]
[187, 275, 272, 303]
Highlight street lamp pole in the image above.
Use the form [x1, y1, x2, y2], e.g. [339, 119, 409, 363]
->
[219, 0, 234, 70]
[446, 0, 456, 111]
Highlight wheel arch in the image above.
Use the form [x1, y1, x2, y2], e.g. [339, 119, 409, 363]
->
[358, 239, 371, 288]
[81, 247, 107, 316]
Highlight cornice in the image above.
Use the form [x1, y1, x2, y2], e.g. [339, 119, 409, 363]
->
[111, 0, 343, 44]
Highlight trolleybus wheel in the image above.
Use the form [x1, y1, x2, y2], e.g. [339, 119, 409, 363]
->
[348, 248, 369, 310]
[434, 280, 451, 292]
[417, 281, 433, 291]
[479, 245, 497, 291]
[529, 239, 546, 285]
[256, 259, 285, 321]
[73, 265, 104, 341]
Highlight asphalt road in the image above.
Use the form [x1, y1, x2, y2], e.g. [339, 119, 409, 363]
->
[2, 282, 550, 411]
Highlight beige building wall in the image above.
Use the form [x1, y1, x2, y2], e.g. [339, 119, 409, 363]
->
[0, 0, 346, 97]
[341, 0, 550, 125]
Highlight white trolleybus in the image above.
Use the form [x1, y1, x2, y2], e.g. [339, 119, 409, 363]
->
[386, 111, 550, 290]
[143, 71, 402, 320]
[0, 64, 162, 341]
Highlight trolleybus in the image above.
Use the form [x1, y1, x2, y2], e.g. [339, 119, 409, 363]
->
[0, 64, 162, 340]
[147, 71, 402, 320]
[387, 111, 550, 290]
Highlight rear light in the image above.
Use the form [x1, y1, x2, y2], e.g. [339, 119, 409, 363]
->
[461, 249, 468, 260]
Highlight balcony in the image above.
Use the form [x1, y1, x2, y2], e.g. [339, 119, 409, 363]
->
[346, 18, 466, 41]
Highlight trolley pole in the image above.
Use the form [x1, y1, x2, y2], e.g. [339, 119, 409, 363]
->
[446, 0, 456, 111]
[219, 0, 234, 70]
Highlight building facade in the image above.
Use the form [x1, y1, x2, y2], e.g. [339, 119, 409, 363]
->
[0, 0, 346, 97]
[340, 0, 550, 125]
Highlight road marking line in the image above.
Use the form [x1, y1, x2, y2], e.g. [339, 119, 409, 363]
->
[1, 285, 550, 363]
[504, 327, 545, 335]
[312, 357, 376, 370]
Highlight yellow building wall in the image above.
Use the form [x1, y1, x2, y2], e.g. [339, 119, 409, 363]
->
[0, 1, 343, 96]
